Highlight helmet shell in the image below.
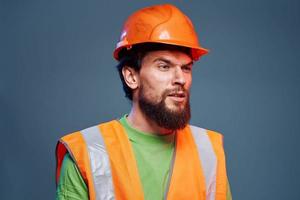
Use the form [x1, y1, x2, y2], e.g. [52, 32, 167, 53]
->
[113, 4, 209, 61]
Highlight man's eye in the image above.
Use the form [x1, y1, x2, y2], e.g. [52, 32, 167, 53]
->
[182, 66, 192, 72]
[158, 65, 170, 70]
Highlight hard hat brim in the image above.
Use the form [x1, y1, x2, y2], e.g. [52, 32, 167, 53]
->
[113, 41, 209, 61]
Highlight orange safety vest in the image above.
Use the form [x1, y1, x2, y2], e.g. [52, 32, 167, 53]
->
[56, 120, 228, 200]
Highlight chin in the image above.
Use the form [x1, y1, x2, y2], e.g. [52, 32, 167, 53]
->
[166, 101, 186, 110]
[166, 105, 185, 113]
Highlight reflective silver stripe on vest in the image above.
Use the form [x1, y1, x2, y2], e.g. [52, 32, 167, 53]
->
[81, 126, 115, 200]
[190, 125, 217, 200]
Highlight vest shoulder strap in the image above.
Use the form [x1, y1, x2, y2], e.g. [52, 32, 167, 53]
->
[56, 131, 97, 200]
[98, 120, 144, 200]
[206, 130, 227, 200]
[189, 126, 227, 200]
[167, 125, 207, 200]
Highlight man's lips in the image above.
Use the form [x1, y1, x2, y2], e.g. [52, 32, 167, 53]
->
[167, 92, 186, 97]
[167, 92, 186, 102]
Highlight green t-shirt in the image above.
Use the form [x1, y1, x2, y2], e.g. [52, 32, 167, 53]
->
[56, 115, 232, 200]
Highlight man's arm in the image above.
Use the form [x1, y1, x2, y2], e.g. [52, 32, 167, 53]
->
[56, 153, 88, 200]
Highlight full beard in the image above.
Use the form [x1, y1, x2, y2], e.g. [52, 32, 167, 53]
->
[138, 86, 191, 131]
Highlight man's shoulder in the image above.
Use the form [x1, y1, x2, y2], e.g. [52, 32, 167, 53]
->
[61, 119, 118, 139]
[187, 124, 225, 149]
[188, 124, 223, 138]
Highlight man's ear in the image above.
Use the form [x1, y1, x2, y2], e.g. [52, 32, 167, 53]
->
[122, 66, 139, 90]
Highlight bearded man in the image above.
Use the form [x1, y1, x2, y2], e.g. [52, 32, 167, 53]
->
[56, 4, 232, 200]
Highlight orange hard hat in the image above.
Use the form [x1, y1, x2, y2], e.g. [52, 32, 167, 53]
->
[113, 4, 209, 61]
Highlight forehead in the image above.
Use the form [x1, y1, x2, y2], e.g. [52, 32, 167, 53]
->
[142, 50, 192, 65]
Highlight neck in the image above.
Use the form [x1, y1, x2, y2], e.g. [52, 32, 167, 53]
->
[127, 102, 175, 135]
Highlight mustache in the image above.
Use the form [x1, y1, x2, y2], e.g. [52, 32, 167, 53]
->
[163, 87, 189, 97]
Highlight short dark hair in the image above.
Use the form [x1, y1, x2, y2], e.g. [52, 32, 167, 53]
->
[115, 43, 191, 100]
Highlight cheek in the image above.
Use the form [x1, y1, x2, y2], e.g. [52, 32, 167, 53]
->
[140, 76, 168, 99]
[185, 74, 192, 90]
[142, 81, 164, 99]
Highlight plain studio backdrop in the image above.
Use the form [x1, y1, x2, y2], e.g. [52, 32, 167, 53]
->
[1, 0, 299, 199]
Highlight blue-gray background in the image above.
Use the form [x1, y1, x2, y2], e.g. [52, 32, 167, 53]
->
[1, 0, 299, 199]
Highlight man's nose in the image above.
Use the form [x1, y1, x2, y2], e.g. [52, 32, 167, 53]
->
[172, 66, 186, 86]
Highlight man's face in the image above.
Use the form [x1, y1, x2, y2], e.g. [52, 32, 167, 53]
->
[137, 50, 193, 130]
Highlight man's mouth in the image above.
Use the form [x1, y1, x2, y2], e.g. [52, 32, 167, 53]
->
[168, 92, 186, 97]
[167, 92, 186, 103]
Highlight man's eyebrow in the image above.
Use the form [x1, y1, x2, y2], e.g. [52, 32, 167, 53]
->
[182, 61, 194, 67]
[153, 58, 172, 64]
[153, 58, 193, 67]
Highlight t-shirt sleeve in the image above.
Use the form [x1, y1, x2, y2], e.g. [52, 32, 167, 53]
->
[56, 153, 89, 200]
